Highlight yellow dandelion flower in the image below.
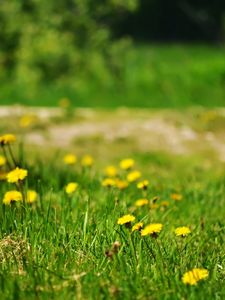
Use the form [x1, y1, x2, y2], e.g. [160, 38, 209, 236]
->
[160, 201, 169, 207]
[63, 154, 77, 165]
[65, 182, 78, 194]
[141, 223, 163, 237]
[19, 115, 36, 128]
[119, 158, 134, 170]
[104, 165, 117, 177]
[175, 226, 191, 237]
[135, 198, 149, 207]
[160, 201, 169, 211]
[7, 167, 28, 183]
[132, 222, 144, 232]
[182, 268, 209, 285]
[0, 134, 16, 145]
[81, 155, 94, 167]
[102, 178, 116, 187]
[26, 190, 38, 203]
[150, 203, 159, 209]
[0, 155, 6, 167]
[115, 179, 129, 190]
[3, 190, 22, 205]
[117, 214, 135, 225]
[59, 98, 71, 108]
[137, 180, 149, 189]
[127, 170, 141, 182]
[171, 193, 183, 201]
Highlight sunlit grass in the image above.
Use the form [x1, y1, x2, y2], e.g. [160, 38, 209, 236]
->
[0, 130, 224, 299]
[1, 45, 225, 107]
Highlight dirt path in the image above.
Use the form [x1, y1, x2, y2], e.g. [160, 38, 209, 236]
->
[1, 105, 225, 161]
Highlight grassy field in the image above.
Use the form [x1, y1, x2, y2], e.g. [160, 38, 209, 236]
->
[1, 45, 225, 108]
[0, 108, 224, 299]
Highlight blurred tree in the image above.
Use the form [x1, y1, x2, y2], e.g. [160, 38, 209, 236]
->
[0, 0, 138, 87]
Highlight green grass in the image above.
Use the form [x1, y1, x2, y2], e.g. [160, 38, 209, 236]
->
[0, 138, 224, 299]
[1, 44, 225, 107]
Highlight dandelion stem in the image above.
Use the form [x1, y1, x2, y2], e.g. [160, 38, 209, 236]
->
[143, 238, 156, 260]
[129, 233, 138, 266]
[1, 145, 13, 169]
[7, 144, 18, 167]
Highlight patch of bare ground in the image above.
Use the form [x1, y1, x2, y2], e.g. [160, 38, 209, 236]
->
[0, 105, 225, 161]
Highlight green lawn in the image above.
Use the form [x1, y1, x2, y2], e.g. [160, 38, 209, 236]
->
[0, 128, 224, 299]
[1, 44, 225, 107]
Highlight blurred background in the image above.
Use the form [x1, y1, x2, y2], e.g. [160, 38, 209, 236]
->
[0, 0, 225, 107]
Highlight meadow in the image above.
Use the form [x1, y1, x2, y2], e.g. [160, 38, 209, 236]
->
[0, 108, 224, 299]
[1, 45, 225, 108]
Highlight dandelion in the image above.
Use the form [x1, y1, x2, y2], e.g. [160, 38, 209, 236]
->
[59, 98, 71, 108]
[0, 134, 16, 146]
[141, 223, 163, 237]
[81, 155, 94, 167]
[7, 167, 28, 183]
[160, 201, 169, 207]
[171, 193, 183, 201]
[115, 179, 128, 190]
[137, 180, 149, 190]
[150, 203, 159, 209]
[65, 182, 78, 194]
[63, 154, 77, 165]
[132, 222, 144, 232]
[102, 178, 116, 187]
[160, 201, 169, 211]
[26, 190, 38, 203]
[182, 268, 209, 285]
[135, 198, 148, 207]
[19, 115, 36, 128]
[104, 165, 117, 177]
[117, 214, 135, 225]
[119, 158, 134, 170]
[3, 190, 22, 205]
[175, 226, 191, 237]
[127, 170, 141, 182]
[0, 155, 6, 167]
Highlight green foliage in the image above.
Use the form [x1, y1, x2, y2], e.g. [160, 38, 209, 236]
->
[0, 1, 224, 107]
[0, 0, 138, 90]
[1, 45, 225, 107]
